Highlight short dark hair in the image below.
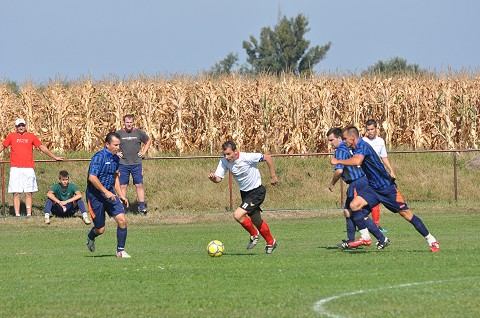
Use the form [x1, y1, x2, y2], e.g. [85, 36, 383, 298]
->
[222, 140, 237, 151]
[123, 114, 134, 121]
[58, 170, 69, 178]
[343, 126, 360, 137]
[365, 119, 378, 127]
[326, 127, 343, 138]
[105, 132, 121, 143]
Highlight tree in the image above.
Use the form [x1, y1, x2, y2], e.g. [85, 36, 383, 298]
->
[364, 57, 427, 76]
[242, 14, 331, 75]
[208, 53, 239, 76]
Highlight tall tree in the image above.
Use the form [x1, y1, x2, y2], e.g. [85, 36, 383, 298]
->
[242, 14, 331, 75]
[208, 53, 239, 76]
[364, 57, 427, 76]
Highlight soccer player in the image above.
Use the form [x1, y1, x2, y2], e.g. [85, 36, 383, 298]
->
[85, 132, 131, 258]
[331, 126, 440, 252]
[44, 170, 91, 225]
[208, 141, 279, 254]
[116, 114, 152, 215]
[363, 119, 396, 232]
[327, 128, 389, 249]
[0, 118, 64, 217]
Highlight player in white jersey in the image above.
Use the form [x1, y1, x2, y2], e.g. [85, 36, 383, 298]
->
[208, 141, 279, 254]
[362, 119, 396, 232]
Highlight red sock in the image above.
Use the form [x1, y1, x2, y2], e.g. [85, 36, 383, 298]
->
[258, 220, 274, 245]
[240, 217, 259, 237]
[371, 204, 381, 226]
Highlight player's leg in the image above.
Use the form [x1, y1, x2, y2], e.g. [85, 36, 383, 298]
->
[233, 206, 258, 237]
[132, 164, 147, 214]
[85, 193, 106, 252]
[74, 199, 91, 224]
[108, 197, 130, 258]
[24, 168, 38, 217]
[343, 209, 356, 242]
[118, 164, 130, 209]
[13, 193, 21, 216]
[371, 204, 380, 225]
[25, 193, 33, 217]
[43, 198, 55, 224]
[250, 209, 275, 248]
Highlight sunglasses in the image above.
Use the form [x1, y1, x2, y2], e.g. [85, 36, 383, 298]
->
[15, 124, 26, 127]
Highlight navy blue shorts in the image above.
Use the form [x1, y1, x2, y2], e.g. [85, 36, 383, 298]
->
[375, 184, 409, 213]
[344, 176, 380, 211]
[118, 164, 143, 185]
[86, 190, 125, 229]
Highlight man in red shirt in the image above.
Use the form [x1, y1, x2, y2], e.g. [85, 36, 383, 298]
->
[0, 118, 64, 217]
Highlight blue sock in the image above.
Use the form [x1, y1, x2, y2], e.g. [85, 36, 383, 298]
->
[138, 202, 146, 211]
[346, 217, 356, 241]
[88, 227, 99, 241]
[351, 211, 368, 230]
[410, 215, 429, 237]
[117, 227, 128, 251]
[365, 217, 386, 242]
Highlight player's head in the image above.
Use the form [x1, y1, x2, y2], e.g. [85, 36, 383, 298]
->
[105, 132, 121, 154]
[342, 126, 360, 148]
[58, 170, 70, 186]
[326, 127, 343, 149]
[123, 114, 134, 131]
[222, 140, 239, 162]
[365, 119, 378, 139]
[15, 118, 27, 133]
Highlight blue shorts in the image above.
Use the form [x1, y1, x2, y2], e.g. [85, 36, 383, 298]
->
[86, 190, 125, 229]
[344, 176, 380, 211]
[118, 164, 143, 185]
[375, 184, 409, 213]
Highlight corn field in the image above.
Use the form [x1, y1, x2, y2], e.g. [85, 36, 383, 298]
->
[0, 75, 479, 154]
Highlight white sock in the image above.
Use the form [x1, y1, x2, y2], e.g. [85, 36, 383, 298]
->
[425, 234, 437, 245]
[359, 229, 371, 240]
[82, 212, 88, 218]
[44, 213, 50, 218]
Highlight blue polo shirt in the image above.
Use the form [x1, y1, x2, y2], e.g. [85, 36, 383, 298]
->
[87, 148, 119, 195]
[334, 142, 365, 183]
[353, 138, 394, 190]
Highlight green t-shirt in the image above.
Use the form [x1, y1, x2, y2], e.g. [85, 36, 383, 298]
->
[50, 183, 79, 201]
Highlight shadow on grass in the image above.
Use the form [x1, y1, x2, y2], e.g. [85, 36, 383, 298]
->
[223, 253, 258, 256]
[85, 254, 116, 258]
[319, 246, 370, 254]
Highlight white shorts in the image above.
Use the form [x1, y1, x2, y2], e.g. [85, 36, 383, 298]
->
[8, 167, 38, 193]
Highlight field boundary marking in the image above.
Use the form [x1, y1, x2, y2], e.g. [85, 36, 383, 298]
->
[313, 276, 478, 318]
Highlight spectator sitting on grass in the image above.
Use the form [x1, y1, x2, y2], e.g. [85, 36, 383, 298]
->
[44, 170, 91, 225]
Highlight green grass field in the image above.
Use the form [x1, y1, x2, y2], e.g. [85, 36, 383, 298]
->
[1, 208, 479, 317]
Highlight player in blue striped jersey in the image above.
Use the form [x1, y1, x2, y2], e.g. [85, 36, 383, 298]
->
[327, 128, 389, 249]
[331, 126, 440, 252]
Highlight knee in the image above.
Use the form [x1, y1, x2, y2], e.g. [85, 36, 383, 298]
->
[96, 227, 106, 235]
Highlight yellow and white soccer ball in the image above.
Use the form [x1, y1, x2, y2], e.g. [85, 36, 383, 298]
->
[207, 240, 225, 257]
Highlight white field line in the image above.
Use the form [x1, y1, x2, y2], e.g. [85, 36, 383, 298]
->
[313, 276, 478, 318]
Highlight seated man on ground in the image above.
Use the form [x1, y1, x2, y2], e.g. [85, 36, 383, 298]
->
[44, 170, 91, 225]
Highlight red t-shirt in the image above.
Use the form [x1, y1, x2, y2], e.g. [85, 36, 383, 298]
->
[3, 132, 42, 168]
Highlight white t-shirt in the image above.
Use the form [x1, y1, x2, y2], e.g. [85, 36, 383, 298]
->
[362, 136, 388, 158]
[214, 152, 264, 191]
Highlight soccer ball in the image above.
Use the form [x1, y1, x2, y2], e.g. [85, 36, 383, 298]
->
[207, 240, 225, 257]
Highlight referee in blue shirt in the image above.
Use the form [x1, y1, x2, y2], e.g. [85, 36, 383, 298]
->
[331, 126, 440, 252]
[86, 132, 131, 258]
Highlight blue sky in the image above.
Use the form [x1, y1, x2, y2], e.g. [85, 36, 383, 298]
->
[0, 0, 478, 83]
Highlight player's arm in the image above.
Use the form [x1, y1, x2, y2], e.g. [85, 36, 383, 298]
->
[328, 169, 343, 192]
[114, 171, 129, 207]
[262, 154, 279, 185]
[209, 160, 226, 183]
[208, 172, 222, 183]
[38, 144, 64, 161]
[331, 154, 364, 166]
[381, 157, 396, 178]
[63, 191, 83, 204]
[88, 174, 114, 198]
[138, 136, 152, 158]
[47, 190, 62, 205]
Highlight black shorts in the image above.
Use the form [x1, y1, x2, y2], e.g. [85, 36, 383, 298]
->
[240, 185, 266, 215]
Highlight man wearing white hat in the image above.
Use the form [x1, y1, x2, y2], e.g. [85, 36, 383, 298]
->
[0, 118, 64, 217]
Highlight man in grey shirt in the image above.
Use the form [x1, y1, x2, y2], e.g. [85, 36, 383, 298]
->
[116, 114, 152, 214]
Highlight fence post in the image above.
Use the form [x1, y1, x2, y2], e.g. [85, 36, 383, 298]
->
[1, 162, 5, 216]
[228, 171, 233, 211]
[453, 152, 458, 202]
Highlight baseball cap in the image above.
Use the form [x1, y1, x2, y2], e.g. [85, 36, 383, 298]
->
[15, 118, 26, 126]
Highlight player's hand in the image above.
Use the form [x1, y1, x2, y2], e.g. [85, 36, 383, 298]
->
[328, 184, 335, 192]
[117, 151, 124, 158]
[270, 175, 279, 186]
[330, 157, 339, 165]
[120, 196, 129, 208]
[54, 156, 64, 161]
[104, 191, 116, 201]
[208, 172, 217, 182]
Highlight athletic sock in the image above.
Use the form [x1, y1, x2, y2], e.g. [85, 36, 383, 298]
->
[240, 216, 259, 237]
[410, 215, 429, 237]
[346, 217, 356, 241]
[257, 220, 275, 245]
[88, 227, 99, 240]
[117, 227, 128, 251]
[359, 228, 371, 241]
[351, 211, 370, 239]
[425, 233, 437, 245]
[365, 217, 386, 242]
[371, 204, 380, 226]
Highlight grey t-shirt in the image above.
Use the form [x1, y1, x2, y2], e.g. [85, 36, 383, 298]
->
[116, 128, 149, 165]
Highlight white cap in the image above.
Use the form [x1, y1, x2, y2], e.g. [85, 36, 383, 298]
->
[15, 118, 26, 126]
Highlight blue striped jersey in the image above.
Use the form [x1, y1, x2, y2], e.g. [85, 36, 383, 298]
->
[87, 148, 119, 194]
[334, 142, 365, 183]
[353, 139, 394, 189]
